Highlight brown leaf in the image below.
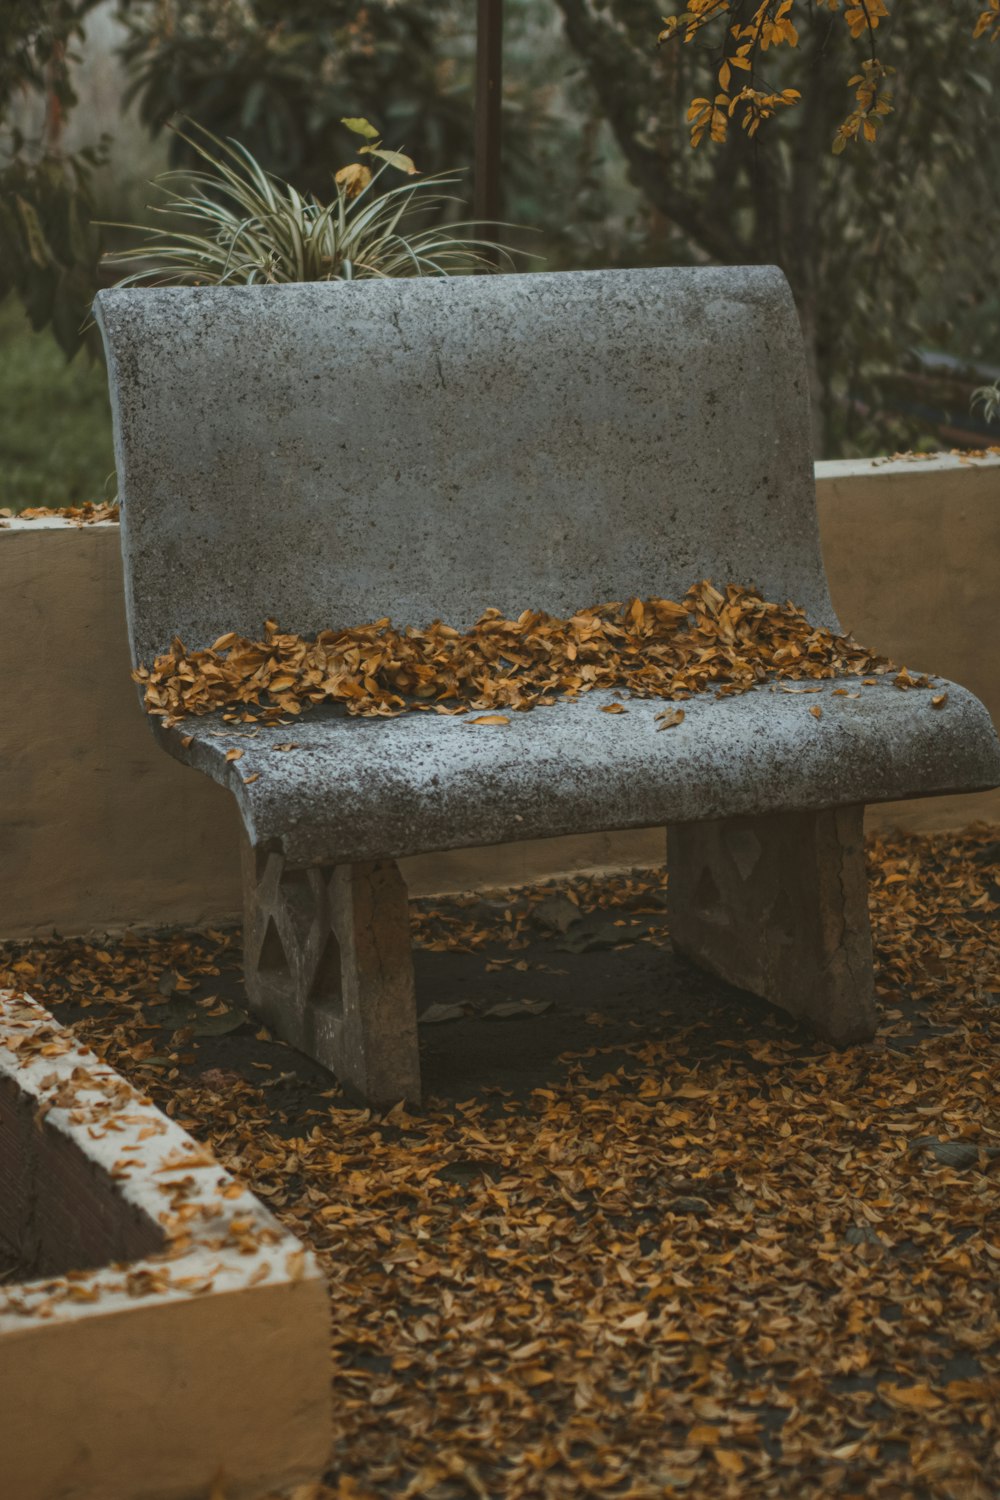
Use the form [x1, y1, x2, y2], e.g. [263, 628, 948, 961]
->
[713, 1448, 745, 1476]
[879, 1382, 943, 1411]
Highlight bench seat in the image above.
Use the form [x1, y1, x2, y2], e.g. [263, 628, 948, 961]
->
[162, 676, 999, 867]
[95, 265, 1000, 1104]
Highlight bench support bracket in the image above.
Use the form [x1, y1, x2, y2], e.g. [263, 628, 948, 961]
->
[241, 837, 421, 1106]
[667, 804, 877, 1046]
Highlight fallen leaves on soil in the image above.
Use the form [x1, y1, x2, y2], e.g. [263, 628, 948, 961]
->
[1, 826, 997, 1499]
[135, 580, 923, 726]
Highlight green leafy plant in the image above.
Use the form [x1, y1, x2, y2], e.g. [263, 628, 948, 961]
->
[0, 1, 106, 355]
[971, 379, 1000, 426]
[104, 120, 514, 287]
[115, 0, 477, 197]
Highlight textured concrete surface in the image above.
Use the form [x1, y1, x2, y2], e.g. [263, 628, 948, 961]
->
[95, 267, 835, 663]
[159, 677, 1000, 867]
[0, 989, 330, 1500]
[94, 268, 999, 873]
[243, 839, 421, 1105]
[669, 804, 877, 1047]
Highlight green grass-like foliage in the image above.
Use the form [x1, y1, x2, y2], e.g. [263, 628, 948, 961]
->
[104, 125, 513, 287]
[0, 298, 114, 511]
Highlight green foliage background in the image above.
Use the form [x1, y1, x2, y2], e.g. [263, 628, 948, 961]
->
[0, 299, 114, 509]
[1, 0, 999, 510]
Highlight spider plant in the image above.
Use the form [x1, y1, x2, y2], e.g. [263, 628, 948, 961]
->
[102, 123, 516, 287]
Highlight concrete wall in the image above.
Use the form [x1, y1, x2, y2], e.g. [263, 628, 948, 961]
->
[1, 990, 330, 1500]
[1, 453, 997, 939]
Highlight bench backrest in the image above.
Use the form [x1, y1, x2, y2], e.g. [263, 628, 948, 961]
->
[95, 266, 835, 666]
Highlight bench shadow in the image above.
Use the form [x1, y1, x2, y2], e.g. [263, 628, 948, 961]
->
[413, 933, 796, 1106]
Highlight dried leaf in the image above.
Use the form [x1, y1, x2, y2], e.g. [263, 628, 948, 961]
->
[418, 1003, 469, 1025]
[879, 1383, 943, 1411]
[713, 1448, 745, 1476]
[134, 581, 907, 727]
[482, 998, 553, 1020]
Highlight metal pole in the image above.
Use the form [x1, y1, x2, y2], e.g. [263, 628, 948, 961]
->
[474, 0, 503, 241]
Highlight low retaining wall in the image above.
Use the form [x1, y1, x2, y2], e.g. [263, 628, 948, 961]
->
[0, 989, 330, 1500]
[2, 453, 998, 939]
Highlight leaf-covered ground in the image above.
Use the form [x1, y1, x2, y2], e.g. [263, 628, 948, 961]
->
[2, 825, 998, 1500]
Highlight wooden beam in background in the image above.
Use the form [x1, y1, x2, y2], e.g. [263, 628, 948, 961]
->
[474, 0, 504, 239]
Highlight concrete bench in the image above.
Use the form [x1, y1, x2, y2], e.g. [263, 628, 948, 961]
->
[95, 267, 1000, 1106]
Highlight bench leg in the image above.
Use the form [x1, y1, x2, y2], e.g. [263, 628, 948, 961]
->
[667, 805, 877, 1046]
[241, 838, 421, 1106]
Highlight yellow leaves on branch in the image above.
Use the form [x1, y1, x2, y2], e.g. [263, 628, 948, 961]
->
[840, 0, 889, 43]
[832, 56, 895, 153]
[974, 0, 1000, 39]
[135, 579, 905, 728]
[660, 0, 988, 150]
[688, 86, 801, 146]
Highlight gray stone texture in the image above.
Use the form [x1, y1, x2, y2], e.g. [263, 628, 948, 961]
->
[95, 267, 834, 661]
[95, 267, 1000, 1085]
[668, 804, 877, 1048]
[152, 679, 998, 869]
[94, 268, 1000, 869]
[241, 835, 420, 1105]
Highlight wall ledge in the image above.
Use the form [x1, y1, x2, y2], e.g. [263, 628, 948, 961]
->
[0, 988, 330, 1499]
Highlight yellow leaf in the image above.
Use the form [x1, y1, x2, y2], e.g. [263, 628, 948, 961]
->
[225, 748, 244, 762]
[341, 116, 380, 140]
[879, 1382, 942, 1411]
[601, 703, 628, 714]
[467, 715, 510, 726]
[810, 704, 823, 719]
[335, 162, 373, 199]
[656, 707, 685, 730]
[714, 1449, 745, 1476]
[363, 147, 418, 176]
[931, 693, 948, 709]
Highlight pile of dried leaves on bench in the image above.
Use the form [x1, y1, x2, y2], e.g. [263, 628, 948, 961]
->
[1, 825, 997, 1499]
[136, 579, 933, 727]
